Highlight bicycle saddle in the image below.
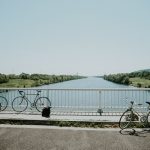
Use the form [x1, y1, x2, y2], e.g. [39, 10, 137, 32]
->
[146, 101, 150, 105]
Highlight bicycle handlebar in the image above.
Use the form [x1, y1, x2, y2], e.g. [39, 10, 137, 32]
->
[36, 90, 41, 93]
[129, 101, 143, 106]
[18, 90, 25, 96]
[124, 97, 143, 106]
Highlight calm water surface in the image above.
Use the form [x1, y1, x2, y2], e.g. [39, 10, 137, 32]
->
[42, 77, 130, 89]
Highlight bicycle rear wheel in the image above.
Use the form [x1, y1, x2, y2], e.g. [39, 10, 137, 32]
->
[35, 97, 51, 112]
[0, 96, 8, 111]
[12, 96, 28, 112]
[119, 110, 133, 130]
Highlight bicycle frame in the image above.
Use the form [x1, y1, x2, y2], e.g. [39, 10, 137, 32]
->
[19, 91, 40, 107]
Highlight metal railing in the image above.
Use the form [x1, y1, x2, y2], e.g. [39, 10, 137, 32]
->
[0, 88, 150, 116]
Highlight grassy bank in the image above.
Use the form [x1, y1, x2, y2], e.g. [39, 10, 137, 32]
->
[130, 77, 150, 88]
[103, 70, 150, 88]
[0, 79, 38, 88]
[0, 73, 85, 88]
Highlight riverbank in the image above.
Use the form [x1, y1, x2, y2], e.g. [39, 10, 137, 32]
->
[130, 77, 150, 88]
[0, 74, 84, 88]
[103, 71, 150, 88]
[104, 77, 150, 88]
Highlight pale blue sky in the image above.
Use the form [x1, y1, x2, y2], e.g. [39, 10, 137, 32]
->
[0, 0, 150, 75]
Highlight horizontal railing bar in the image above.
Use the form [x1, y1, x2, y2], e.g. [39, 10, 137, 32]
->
[52, 106, 99, 108]
[0, 88, 150, 91]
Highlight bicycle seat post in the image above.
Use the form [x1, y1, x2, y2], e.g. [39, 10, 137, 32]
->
[130, 101, 134, 105]
[128, 101, 134, 110]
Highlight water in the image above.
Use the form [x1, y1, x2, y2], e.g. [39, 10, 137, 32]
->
[41, 77, 130, 89]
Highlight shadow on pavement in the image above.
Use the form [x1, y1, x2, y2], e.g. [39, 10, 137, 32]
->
[119, 128, 150, 137]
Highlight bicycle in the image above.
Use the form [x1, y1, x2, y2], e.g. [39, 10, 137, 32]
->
[0, 96, 8, 111]
[12, 90, 51, 113]
[119, 101, 150, 130]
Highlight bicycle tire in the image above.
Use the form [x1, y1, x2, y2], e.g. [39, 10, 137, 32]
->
[0, 96, 8, 111]
[147, 112, 150, 127]
[119, 110, 133, 130]
[35, 97, 51, 112]
[12, 96, 28, 112]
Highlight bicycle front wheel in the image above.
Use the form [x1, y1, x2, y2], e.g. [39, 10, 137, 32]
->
[0, 96, 8, 111]
[12, 96, 28, 112]
[147, 112, 150, 127]
[35, 97, 51, 112]
[119, 110, 133, 130]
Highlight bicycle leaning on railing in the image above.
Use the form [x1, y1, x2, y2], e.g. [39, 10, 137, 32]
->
[0, 95, 8, 111]
[119, 100, 150, 130]
[12, 90, 51, 113]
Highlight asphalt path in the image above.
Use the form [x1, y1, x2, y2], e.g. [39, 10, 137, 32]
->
[0, 125, 150, 150]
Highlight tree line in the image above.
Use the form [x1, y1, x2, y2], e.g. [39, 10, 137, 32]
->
[103, 73, 130, 85]
[103, 71, 150, 87]
[129, 71, 150, 80]
[0, 73, 84, 85]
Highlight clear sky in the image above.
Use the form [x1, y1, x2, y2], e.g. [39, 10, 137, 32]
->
[0, 0, 150, 76]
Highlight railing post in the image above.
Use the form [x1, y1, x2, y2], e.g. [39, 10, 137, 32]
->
[46, 89, 50, 106]
[46, 89, 49, 98]
[97, 90, 103, 116]
[99, 90, 101, 108]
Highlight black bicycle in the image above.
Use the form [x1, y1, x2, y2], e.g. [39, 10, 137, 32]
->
[12, 90, 51, 113]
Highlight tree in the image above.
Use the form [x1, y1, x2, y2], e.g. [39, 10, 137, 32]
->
[0, 74, 9, 84]
[19, 73, 30, 79]
[122, 76, 130, 85]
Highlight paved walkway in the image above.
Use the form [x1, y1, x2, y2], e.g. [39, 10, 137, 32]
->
[0, 125, 150, 150]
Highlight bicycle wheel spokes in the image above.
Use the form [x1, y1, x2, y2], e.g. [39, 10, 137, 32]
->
[36, 97, 51, 112]
[12, 96, 28, 112]
[139, 115, 148, 128]
[0, 96, 8, 111]
[119, 110, 132, 130]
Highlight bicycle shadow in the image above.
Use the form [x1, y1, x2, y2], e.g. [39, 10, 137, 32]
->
[119, 128, 150, 137]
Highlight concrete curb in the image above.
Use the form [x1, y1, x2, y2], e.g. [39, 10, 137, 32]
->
[0, 118, 120, 128]
[0, 124, 121, 131]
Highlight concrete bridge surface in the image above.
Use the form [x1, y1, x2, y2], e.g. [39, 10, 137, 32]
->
[0, 125, 150, 150]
